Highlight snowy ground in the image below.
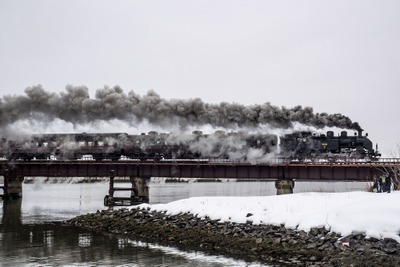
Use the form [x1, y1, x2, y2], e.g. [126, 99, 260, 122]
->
[138, 191, 400, 242]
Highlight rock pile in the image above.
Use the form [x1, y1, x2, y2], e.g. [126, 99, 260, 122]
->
[67, 207, 400, 266]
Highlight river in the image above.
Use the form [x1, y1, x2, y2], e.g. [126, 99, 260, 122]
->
[0, 179, 367, 266]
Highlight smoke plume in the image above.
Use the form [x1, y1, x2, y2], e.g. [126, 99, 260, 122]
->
[0, 84, 362, 131]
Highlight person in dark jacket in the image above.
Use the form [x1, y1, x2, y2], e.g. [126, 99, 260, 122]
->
[378, 175, 384, 192]
[385, 174, 392, 193]
[372, 175, 379, 192]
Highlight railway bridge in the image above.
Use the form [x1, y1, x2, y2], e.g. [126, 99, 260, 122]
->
[0, 158, 399, 205]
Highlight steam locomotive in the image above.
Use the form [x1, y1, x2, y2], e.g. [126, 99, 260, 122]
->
[0, 129, 379, 162]
[279, 130, 380, 159]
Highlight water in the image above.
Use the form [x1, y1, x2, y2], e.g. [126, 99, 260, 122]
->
[0, 179, 367, 266]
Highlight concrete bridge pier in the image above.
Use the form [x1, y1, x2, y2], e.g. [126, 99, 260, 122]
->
[130, 176, 150, 204]
[275, 179, 295, 195]
[1, 170, 24, 199]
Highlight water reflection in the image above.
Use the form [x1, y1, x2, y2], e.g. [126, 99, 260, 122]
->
[2, 198, 22, 226]
[0, 198, 269, 266]
[0, 180, 367, 266]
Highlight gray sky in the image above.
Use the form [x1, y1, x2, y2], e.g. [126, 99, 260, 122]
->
[0, 0, 399, 156]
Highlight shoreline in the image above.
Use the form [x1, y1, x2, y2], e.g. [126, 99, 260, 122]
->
[66, 207, 400, 266]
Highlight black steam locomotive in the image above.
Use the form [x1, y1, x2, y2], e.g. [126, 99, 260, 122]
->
[0, 129, 379, 162]
[279, 130, 380, 159]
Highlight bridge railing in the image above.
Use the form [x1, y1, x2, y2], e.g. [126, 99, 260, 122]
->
[160, 157, 400, 165]
[1, 156, 400, 166]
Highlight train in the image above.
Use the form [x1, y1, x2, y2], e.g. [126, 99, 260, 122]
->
[0, 129, 380, 162]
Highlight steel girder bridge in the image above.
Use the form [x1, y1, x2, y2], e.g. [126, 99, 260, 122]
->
[0, 158, 398, 205]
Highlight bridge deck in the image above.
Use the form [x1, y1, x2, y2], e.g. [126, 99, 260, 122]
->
[1, 158, 398, 181]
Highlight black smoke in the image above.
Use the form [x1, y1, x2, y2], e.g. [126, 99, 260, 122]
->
[0, 84, 362, 131]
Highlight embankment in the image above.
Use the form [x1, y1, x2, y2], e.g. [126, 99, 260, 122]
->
[66, 207, 400, 266]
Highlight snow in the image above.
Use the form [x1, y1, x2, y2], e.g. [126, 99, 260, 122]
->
[137, 191, 400, 242]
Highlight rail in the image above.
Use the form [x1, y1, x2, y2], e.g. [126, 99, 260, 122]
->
[157, 158, 400, 167]
[129, 157, 400, 164]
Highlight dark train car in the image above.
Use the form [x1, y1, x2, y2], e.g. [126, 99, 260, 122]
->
[174, 131, 278, 161]
[244, 132, 278, 155]
[6, 138, 55, 160]
[2, 133, 126, 160]
[52, 132, 135, 160]
[138, 131, 188, 160]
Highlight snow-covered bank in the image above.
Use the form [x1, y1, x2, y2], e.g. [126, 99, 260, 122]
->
[139, 191, 400, 242]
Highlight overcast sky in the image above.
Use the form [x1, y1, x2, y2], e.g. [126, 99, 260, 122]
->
[0, 0, 399, 156]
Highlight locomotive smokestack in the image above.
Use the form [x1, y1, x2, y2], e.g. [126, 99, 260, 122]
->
[350, 122, 363, 137]
[0, 85, 363, 131]
[350, 122, 363, 132]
